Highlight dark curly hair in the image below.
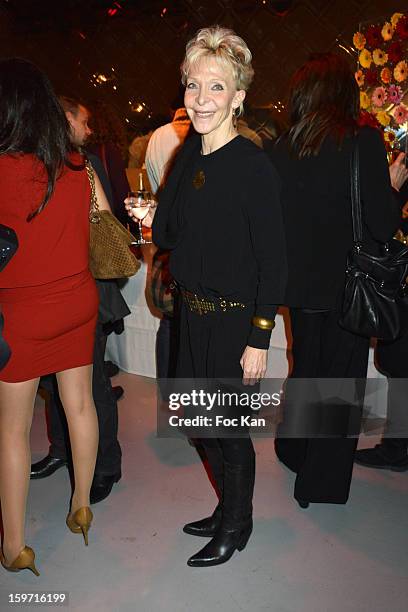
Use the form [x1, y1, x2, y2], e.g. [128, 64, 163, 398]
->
[287, 52, 359, 158]
[0, 58, 79, 219]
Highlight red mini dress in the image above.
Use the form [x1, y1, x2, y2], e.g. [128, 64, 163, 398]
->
[0, 153, 99, 383]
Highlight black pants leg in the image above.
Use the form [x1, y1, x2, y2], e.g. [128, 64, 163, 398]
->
[197, 439, 224, 499]
[198, 437, 256, 492]
[177, 303, 256, 521]
[156, 317, 171, 381]
[218, 436, 255, 530]
[218, 437, 255, 469]
[92, 323, 122, 475]
[156, 314, 179, 401]
[375, 332, 408, 460]
[41, 323, 122, 476]
[277, 308, 370, 504]
[39, 374, 69, 461]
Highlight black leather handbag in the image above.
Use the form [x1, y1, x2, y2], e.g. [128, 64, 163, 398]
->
[0, 223, 18, 272]
[339, 140, 408, 341]
[0, 224, 19, 369]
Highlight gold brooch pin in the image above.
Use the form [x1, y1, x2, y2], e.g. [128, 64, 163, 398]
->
[193, 169, 205, 190]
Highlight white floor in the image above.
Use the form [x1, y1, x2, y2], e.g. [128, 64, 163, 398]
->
[1, 371, 407, 612]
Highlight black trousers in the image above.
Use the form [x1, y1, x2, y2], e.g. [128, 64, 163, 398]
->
[40, 322, 122, 476]
[176, 301, 256, 480]
[155, 314, 179, 401]
[275, 308, 370, 504]
[375, 330, 408, 459]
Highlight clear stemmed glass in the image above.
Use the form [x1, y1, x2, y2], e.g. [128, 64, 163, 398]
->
[128, 190, 152, 245]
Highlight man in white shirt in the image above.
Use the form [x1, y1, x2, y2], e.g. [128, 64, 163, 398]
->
[145, 108, 191, 193]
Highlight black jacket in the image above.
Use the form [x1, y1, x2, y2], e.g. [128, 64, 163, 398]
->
[266, 127, 401, 309]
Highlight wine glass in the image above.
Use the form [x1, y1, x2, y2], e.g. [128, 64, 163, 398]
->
[128, 190, 152, 245]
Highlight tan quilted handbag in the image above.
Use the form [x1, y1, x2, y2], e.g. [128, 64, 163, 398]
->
[86, 160, 140, 279]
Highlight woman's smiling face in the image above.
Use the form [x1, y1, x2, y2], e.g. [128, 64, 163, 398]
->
[184, 56, 245, 139]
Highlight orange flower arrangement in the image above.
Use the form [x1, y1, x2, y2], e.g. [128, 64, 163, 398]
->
[355, 11, 408, 136]
[381, 22, 393, 41]
[394, 60, 407, 83]
[359, 49, 372, 69]
[353, 32, 366, 50]
[373, 49, 388, 65]
[380, 67, 391, 83]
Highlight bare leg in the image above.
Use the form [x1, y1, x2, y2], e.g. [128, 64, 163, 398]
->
[56, 365, 98, 512]
[0, 378, 39, 564]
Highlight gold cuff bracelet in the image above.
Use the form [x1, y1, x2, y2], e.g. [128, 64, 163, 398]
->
[252, 316, 275, 331]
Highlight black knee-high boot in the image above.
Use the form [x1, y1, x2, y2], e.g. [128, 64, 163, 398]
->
[183, 440, 224, 537]
[187, 455, 255, 567]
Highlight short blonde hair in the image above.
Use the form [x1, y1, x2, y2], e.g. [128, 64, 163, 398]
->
[180, 25, 254, 116]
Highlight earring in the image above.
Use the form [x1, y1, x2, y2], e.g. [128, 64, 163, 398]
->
[232, 107, 239, 129]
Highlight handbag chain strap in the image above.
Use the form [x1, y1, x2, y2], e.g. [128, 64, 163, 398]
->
[350, 136, 363, 251]
[85, 159, 100, 224]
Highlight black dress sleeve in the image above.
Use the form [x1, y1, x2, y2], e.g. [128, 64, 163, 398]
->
[246, 154, 287, 349]
[359, 127, 401, 243]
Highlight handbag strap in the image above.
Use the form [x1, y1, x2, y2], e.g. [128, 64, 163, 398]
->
[350, 135, 363, 248]
[85, 159, 100, 223]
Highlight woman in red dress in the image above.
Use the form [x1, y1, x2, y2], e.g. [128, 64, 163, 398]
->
[0, 59, 109, 575]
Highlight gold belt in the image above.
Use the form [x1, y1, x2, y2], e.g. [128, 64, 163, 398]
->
[181, 289, 246, 315]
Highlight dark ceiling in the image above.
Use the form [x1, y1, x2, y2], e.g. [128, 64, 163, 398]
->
[0, 0, 406, 133]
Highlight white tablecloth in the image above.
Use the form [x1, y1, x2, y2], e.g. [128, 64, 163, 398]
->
[106, 246, 161, 378]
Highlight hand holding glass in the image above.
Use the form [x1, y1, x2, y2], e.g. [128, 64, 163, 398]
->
[128, 190, 152, 245]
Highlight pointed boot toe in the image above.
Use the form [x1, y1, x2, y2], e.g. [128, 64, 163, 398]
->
[187, 522, 252, 567]
[183, 504, 222, 537]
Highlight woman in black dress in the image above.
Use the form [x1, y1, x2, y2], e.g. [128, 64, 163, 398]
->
[356, 174, 408, 471]
[128, 26, 286, 566]
[266, 53, 403, 507]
